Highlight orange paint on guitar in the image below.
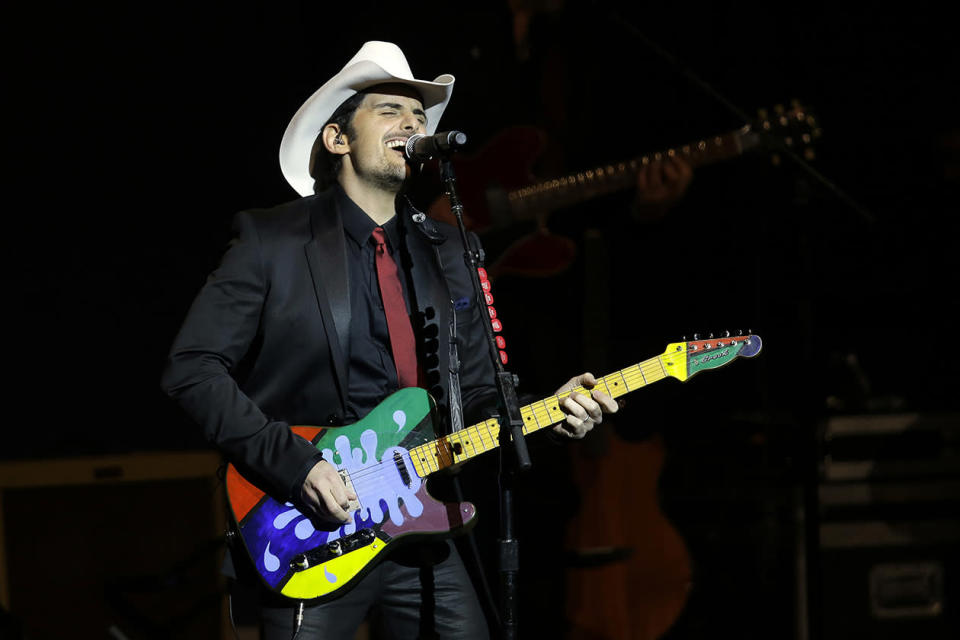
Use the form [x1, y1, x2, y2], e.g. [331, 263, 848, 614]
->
[225, 426, 327, 522]
[225, 466, 264, 523]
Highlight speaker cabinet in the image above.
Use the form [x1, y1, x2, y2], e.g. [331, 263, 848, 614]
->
[0, 452, 226, 639]
[815, 413, 960, 639]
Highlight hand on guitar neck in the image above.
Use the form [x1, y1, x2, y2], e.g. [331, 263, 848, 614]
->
[632, 155, 694, 222]
[552, 371, 619, 439]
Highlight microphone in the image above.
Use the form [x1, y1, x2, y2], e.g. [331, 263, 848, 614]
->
[404, 131, 468, 162]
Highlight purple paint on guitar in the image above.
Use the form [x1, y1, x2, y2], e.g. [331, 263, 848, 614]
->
[242, 500, 377, 589]
[380, 484, 476, 538]
[241, 490, 475, 589]
[740, 336, 763, 358]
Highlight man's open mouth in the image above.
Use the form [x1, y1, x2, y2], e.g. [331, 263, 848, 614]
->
[385, 138, 408, 156]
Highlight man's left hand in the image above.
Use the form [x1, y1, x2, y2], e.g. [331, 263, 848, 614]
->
[552, 372, 619, 439]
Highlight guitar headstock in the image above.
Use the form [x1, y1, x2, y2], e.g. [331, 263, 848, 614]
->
[660, 332, 762, 382]
[750, 100, 822, 163]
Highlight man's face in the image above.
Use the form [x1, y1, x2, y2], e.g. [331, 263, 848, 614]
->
[344, 86, 427, 192]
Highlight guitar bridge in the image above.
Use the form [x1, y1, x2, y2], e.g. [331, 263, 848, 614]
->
[290, 528, 379, 571]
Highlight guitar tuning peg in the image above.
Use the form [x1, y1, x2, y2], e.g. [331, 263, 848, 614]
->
[771, 153, 781, 166]
[682, 335, 687, 341]
[757, 107, 769, 119]
[804, 148, 816, 161]
[724, 330, 731, 337]
[693, 333, 700, 340]
[737, 329, 744, 336]
[774, 103, 785, 115]
[709, 332, 714, 339]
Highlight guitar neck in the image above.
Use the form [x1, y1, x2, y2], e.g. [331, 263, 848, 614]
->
[507, 125, 756, 219]
[409, 354, 672, 476]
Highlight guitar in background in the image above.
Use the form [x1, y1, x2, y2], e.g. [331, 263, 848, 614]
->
[423, 102, 819, 278]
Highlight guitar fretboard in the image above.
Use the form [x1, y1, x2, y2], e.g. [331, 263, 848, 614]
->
[506, 126, 755, 218]
[408, 354, 672, 477]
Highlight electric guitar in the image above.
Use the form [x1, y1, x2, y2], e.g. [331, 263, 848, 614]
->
[425, 103, 819, 277]
[225, 333, 763, 601]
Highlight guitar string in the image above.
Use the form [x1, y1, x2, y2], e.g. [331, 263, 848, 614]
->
[316, 340, 745, 492]
[318, 338, 755, 493]
[325, 356, 671, 492]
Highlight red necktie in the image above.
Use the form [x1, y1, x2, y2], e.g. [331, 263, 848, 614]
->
[371, 227, 418, 388]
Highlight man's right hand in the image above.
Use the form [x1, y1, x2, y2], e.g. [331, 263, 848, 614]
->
[301, 460, 359, 523]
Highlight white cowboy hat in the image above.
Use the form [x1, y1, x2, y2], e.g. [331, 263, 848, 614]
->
[279, 41, 455, 196]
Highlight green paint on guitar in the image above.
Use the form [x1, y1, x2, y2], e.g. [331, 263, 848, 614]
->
[318, 387, 436, 463]
[686, 341, 750, 377]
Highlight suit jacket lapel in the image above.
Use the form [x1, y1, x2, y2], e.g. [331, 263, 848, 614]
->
[304, 192, 351, 413]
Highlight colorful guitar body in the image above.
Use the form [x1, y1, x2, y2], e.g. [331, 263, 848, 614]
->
[225, 388, 475, 601]
[226, 333, 763, 601]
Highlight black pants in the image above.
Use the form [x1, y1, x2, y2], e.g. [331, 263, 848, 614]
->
[259, 540, 489, 640]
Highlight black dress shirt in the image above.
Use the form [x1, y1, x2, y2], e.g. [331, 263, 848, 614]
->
[336, 185, 413, 423]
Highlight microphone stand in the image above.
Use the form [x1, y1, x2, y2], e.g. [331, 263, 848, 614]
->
[438, 151, 532, 640]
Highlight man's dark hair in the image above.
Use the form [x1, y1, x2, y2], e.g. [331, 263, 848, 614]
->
[309, 91, 367, 193]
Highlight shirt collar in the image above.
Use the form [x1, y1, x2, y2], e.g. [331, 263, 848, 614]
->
[335, 184, 403, 250]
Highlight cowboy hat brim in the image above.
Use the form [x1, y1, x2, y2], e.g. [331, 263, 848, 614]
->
[279, 50, 454, 197]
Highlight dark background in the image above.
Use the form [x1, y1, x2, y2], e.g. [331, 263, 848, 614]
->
[5, 1, 958, 638]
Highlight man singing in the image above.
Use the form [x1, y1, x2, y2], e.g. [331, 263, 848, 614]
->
[161, 41, 616, 639]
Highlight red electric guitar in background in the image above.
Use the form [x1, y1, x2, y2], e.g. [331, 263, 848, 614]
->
[424, 102, 819, 278]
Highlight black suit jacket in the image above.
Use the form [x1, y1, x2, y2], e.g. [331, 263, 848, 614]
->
[161, 187, 496, 500]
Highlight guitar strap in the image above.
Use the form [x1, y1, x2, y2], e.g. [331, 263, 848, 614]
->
[403, 195, 468, 435]
[445, 232, 485, 434]
[447, 297, 464, 433]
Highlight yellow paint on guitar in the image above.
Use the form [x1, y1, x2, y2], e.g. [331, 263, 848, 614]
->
[659, 341, 689, 382]
[280, 539, 389, 600]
